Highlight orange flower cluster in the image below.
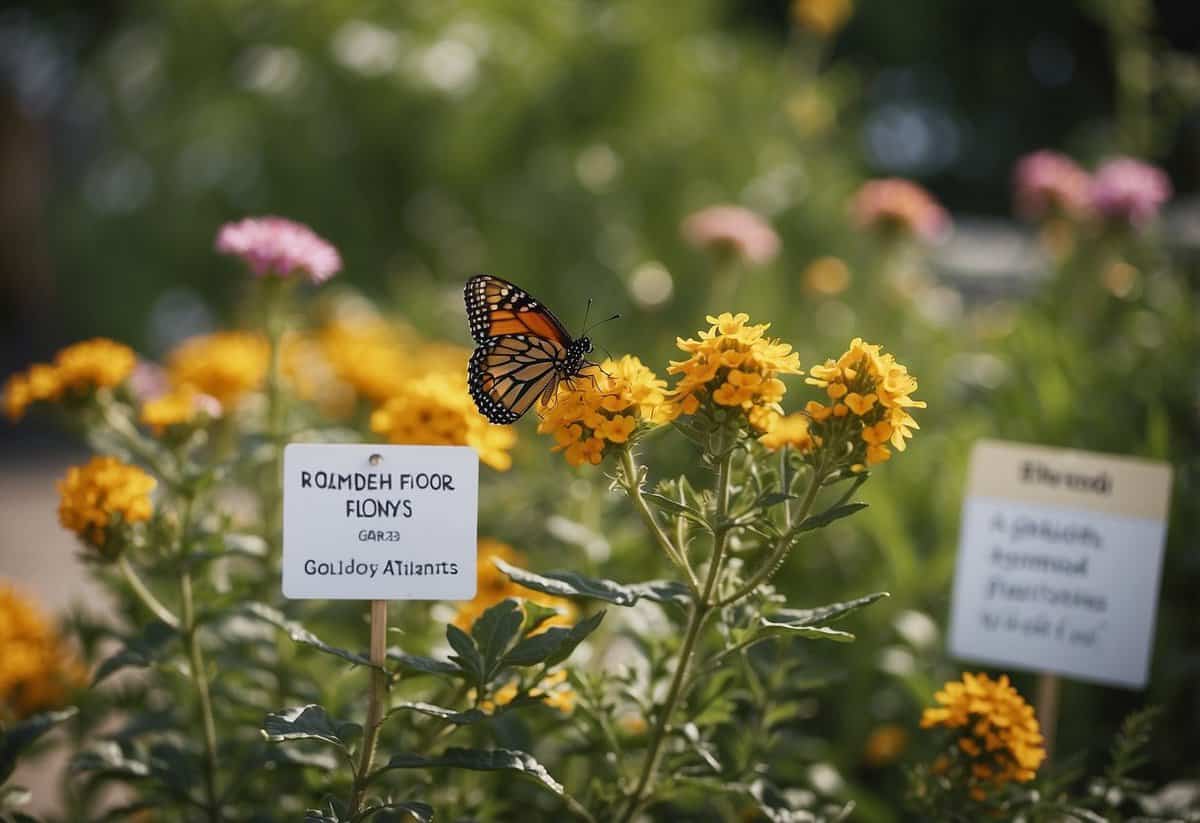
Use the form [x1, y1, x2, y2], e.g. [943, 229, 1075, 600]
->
[921, 672, 1046, 800]
[57, 456, 156, 554]
[800, 338, 924, 468]
[538, 356, 674, 467]
[669, 313, 801, 432]
[0, 583, 86, 721]
[167, 331, 269, 407]
[4, 338, 136, 421]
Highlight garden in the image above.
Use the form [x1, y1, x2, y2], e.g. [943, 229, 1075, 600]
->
[1, 1, 1198, 821]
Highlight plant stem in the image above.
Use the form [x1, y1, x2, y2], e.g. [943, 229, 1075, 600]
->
[619, 449, 735, 821]
[619, 447, 700, 592]
[262, 278, 290, 558]
[715, 467, 824, 608]
[349, 600, 389, 816]
[180, 566, 221, 823]
[117, 555, 179, 630]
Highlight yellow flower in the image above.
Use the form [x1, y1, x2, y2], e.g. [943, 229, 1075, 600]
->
[280, 331, 355, 419]
[57, 456, 156, 554]
[920, 672, 1046, 795]
[802, 338, 924, 468]
[370, 372, 516, 471]
[480, 668, 576, 716]
[669, 313, 801, 432]
[0, 583, 87, 721]
[538, 356, 673, 467]
[167, 331, 269, 407]
[53, 338, 136, 395]
[758, 412, 816, 453]
[803, 256, 852, 295]
[319, 320, 412, 404]
[792, 0, 854, 36]
[139, 387, 220, 434]
[453, 540, 577, 634]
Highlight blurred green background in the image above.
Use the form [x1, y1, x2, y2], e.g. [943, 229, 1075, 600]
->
[2, 0, 1198, 819]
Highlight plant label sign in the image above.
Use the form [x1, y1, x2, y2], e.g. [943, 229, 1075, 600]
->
[282, 444, 478, 600]
[948, 440, 1171, 688]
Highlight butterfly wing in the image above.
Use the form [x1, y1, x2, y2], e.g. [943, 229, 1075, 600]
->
[468, 334, 568, 424]
[465, 274, 573, 346]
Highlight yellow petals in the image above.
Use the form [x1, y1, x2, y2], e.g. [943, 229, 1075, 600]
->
[167, 331, 269, 407]
[538, 356, 672, 468]
[5, 338, 134, 420]
[758, 413, 815, 453]
[57, 456, 156, 554]
[669, 312, 801, 429]
[0, 584, 87, 721]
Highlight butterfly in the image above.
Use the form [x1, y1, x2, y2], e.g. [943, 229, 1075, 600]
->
[464, 274, 599, 424]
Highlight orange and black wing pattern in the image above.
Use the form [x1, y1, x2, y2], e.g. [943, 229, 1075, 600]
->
[464, 275, 576, 425]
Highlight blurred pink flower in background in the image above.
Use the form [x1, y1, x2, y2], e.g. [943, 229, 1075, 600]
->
[851, 178, 949, 242]
[1089, 158, 1172, 227]
[1013, 150, 1091, 220]
[681, 205, 780, 265]
[216, 216, 342, 283]
[129, 361, 168, 401]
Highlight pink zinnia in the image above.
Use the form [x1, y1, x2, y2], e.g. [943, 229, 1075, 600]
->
[851, 178, 949, 242]
[1013, 150, 1091, 220]
[215, 216, 342, 283]
[681, 205, 781, 265]
[1089, 157, 1172, 227]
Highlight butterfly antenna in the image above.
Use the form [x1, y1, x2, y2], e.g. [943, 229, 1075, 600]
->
[581, 298, 593, 336]
[584, 313, 621, 335]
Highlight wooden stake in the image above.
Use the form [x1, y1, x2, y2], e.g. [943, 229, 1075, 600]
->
[1036, 673, 1060, 760]
[349, 600, 389, 814]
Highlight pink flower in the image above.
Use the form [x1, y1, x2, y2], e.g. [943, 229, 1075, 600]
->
[215, 216, 342, 283]
[851, 179, 949, 242]
[681, 205, 780, 265]
[1089, 157, 1172, 227]
[1013, 150, 1091, 220]
[129, 361, 168, 402]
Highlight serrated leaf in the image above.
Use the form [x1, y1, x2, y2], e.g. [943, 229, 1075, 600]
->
[495, 559, 689, 607]
[381, 748, 563, 796]
[93, 621, 176, 685]
[386, 702, 486, 726]
[243, 603, 378, 670]
[767, 592, 889, 628]
[793, 502, 868, 533]
[263, 705, 358, 748]
[0, 708, 78, 784]
[501, 611, 605, 669]
[470, 599, 524, 681]
[445, 625, 484, 686]
[386, 650, 461, 678]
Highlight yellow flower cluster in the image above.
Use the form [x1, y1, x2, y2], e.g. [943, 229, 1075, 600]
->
[669, 313, 802, 432]
[452, 540, 577, 634]
[920, 672, 1047, 799]
[318, 321, 413, 404]
[538, 356, 674, 467]
[800, 338, 924, 467]
[370, 372, 516, 471]
[57, 456, 156, 552]
[4, 338, 136, 421]
[167, 331, 269, 407]
[139, 387, 218, 434]
[758, 412, 816, 453]
[0, 583, 86, 721]
[485, 669, 575, 715]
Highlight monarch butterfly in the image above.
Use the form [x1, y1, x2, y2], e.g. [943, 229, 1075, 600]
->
[464, 274, 605, 424]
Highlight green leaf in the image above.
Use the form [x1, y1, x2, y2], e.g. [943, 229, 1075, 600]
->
[263, 705, 360, 749]
[495, 558, 689, 607]
[793, 502, 868, 533]
[70, 742, 152, 780]
[386, 702, 486, 726]
[386, 650, 461, 678]
[767, 592, 890, 628]
[93, 621, 176, 685]
[641, 492, 708, 526]
[243, 603, 379, 670]
[757, 621, 856, 642]
[380, 748, 563, 796]
[445, 624, 484, 686]
[501, 611, 605, 669]
[519, 600, 563, 635]
[470, 599, 524, 681]
[0, 708, 77, 784]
